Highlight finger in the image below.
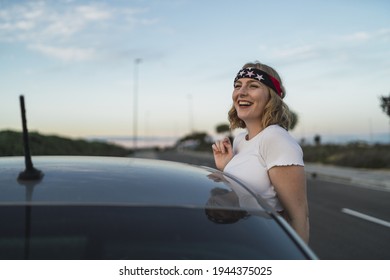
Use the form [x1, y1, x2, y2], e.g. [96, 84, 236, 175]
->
[213, 140, 226, 154]
[222, 138, 232, 152]
[219, 141, 227, 153]
[223, 137, 231, 144]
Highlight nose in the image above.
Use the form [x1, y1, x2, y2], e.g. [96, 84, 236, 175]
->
[237, 85, 248, 96]
[233, 85, 247, 100]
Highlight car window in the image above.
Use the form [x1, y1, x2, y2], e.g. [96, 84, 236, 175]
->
[0, 205, 306, 260]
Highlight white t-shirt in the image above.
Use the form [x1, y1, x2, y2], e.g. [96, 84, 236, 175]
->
[223, 125, 304, 211]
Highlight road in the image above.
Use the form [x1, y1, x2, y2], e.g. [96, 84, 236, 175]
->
[307, 177, 390, 259]
[135, 149, 390, 260]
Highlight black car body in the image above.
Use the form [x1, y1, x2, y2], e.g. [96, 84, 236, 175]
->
[0, 156, 317, 259]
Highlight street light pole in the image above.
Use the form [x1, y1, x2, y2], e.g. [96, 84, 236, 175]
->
[133, 58, 141, 150]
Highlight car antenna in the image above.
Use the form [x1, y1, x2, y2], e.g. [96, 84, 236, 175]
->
[17, 95, 44, 181]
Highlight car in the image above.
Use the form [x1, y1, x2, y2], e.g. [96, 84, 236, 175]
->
[0, 155, 317, 260]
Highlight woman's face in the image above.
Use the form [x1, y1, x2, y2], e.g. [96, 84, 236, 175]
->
[232, 78, 270, 126]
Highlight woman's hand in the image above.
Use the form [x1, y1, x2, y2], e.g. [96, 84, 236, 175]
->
[212, 137, 233, 171]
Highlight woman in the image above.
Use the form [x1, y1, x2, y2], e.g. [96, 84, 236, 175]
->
[212, 61, 309, 243]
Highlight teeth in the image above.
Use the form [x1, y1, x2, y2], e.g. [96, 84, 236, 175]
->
[239, 101, 252, 106]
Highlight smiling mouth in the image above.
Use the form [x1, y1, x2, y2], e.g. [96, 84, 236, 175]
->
[238, 101, 253, 107]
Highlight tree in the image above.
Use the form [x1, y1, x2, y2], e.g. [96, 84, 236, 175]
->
[314, 134, 321, 146]
[290, 110, 298, 130]
[380, 94, 390, 142]
[380, 94, 390, 118]
[176, 131, 212, 151]
[216, 124, 230, 134]
[215, 123, 233, 142]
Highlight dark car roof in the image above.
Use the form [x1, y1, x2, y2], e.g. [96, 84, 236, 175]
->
[0, 156, 269, 211]
[0, 156, 318, 260]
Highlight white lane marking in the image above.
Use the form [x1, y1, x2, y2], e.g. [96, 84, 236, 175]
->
[341, 208, 390, 228]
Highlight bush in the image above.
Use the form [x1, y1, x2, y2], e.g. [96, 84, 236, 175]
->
[302, 143, 390, 169]
[0, 130, 131, 157]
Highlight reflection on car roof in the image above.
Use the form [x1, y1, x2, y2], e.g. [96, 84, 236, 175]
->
[0, 156, 266, 212]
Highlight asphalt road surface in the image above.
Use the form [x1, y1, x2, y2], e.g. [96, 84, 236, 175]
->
[142, 149, 390, 260]
[307, 177, 390, 259]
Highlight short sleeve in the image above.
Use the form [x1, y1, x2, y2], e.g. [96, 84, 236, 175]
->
[259, 126, 304, 170]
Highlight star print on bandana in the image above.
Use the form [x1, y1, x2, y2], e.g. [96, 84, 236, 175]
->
[256, 74, 264, 81]
[246, 70, 254, 77]
[234, 67, 283, 98]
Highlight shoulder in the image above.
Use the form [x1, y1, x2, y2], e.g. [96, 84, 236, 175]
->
[260, 125, 298, 145]
[259, 125, 303, 161]
[262, 125, 291, 139]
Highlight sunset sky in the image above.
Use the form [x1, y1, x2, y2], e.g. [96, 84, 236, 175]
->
[1, 0, 389, 146]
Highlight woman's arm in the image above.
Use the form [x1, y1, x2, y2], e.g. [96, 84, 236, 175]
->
[268, 165, 309, 243]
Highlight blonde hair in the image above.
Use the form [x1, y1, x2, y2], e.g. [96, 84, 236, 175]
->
[228, 61, 292, 130]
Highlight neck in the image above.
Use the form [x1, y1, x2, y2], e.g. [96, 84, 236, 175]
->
[245, 121, 264, 140]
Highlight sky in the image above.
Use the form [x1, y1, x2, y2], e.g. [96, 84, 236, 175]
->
[1, 0, 389, 146]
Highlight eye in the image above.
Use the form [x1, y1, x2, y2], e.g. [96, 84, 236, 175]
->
[234, 83, 241, 89]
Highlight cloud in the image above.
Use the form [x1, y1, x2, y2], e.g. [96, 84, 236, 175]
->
[0, 2, 43, 36]
[28, 44, 97, 62]
[0, 1, 158, 62]
[340, 28, 390, 43]
[342, 31, 371, 42]
[0, 2, 81, 41]
[271, 45, 317, 61]
[75, 5, 112, 21]
[0, 2, 138, 41]
[266, 28, 390, 66]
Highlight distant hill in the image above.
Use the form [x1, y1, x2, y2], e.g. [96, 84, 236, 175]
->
[0, 130, 131, 157]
